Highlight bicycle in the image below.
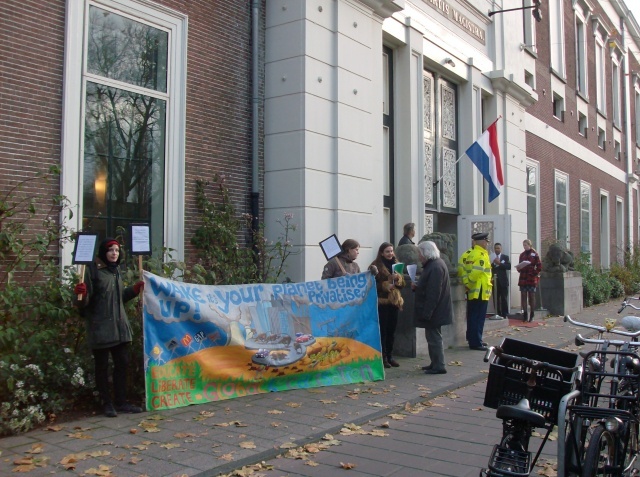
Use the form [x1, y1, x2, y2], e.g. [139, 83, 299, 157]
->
[480, 338, 579, 477]
[562, 315, 640, 476]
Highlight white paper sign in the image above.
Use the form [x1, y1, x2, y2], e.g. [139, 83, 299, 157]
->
[131, 225, 151, 255]
[73, 234, 98, 264]
[406, 264, 417, 283]
[319, 234, 341, 261]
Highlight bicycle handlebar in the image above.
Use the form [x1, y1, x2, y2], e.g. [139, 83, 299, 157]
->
[575, 333, 640, 347]
[619, 300, 640, 312]
[564, 315, 640, 338]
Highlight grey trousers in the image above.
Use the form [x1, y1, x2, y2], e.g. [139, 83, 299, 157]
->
[425, 326, 445, 371]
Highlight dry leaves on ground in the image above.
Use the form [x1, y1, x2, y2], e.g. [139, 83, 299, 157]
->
[268, 409, 284, 414]
[340, 462, 356, 469]
[239, 441, 257, 449]
[12, 456, 50, 473]
[286, 402, 301, 408]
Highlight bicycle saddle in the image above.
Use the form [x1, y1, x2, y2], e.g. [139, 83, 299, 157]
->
[621, 315, 640, 332]
[496, 399, 546, 428]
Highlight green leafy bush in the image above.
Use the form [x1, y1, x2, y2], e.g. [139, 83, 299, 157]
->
[573, 252, 613, 307]
[0, 167, 95, 435]
[609, 263, 640, 296]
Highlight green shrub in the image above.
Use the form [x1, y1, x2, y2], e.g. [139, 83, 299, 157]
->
[574, 252, 613, 307]
[609, 263, 640, 296]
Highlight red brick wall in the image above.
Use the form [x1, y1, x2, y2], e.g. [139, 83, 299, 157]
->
[525, 0, 636, 265]
[0, 0, 263, 269]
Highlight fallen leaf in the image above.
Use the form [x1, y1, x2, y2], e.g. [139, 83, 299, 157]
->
[67, 431, 92, 439]
[380, 421, 390, 428]
[130, 428, 138, 434]
[305, 461, 320, 466]
[319, 399, 337, 404]
[279, 442, 298, 449]
[218, 453, 235, 461]
[129, 457, 143, 464]
[270, 421, 281, 427]
[46, 425, 63, 432]
[239, 441, 256, 449]
[368, 429, 388, 437]
[286, 402, 301, 408]
[340, 462, 356, 469]
[367, 402, 388, 408]
[388, 413, 405, 420]
[160, 443, 180, 449]
[268, 409, 284, 414]
[84, 464, 115, 476]
[174, 432, 196, 438]
[324, 413, 338, 419]
[26, 444, 44, 454]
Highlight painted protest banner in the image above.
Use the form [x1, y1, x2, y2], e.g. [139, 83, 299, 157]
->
[143, 271, 384, 411]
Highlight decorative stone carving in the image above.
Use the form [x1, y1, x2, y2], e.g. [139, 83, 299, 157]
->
[419, 232, 457, 275]
[543, 242, 575, 273]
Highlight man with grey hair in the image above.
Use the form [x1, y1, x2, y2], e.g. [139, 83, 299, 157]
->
[398, 222, 416, 246]
[413, 241, 453, 374]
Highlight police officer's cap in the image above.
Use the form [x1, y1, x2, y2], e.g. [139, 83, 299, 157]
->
[471, 232, 489, 241]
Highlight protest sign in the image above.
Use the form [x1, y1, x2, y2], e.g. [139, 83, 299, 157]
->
[142, 271, 384, 410]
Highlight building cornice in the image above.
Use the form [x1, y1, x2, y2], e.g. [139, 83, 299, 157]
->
[358, 0, 405, 18]
[488, 71, 538, 107]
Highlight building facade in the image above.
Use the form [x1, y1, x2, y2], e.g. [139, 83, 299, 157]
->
[2, 0, 640, 301]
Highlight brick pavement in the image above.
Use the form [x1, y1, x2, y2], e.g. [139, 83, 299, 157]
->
[0, 301, 624, 476]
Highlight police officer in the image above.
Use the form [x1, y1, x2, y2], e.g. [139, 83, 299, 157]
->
[463, 232, 493, 351]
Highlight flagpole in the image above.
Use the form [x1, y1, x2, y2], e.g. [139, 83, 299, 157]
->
[432, 115, 502, 186]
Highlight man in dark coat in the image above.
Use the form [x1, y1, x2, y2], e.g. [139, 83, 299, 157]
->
[413, 241, 453, 375]
[490, 242, 511, 319]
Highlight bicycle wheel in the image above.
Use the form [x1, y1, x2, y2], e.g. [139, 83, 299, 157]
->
[583, 426, 616, 477]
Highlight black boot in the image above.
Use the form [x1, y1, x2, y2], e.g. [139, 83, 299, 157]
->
[529, 311, 534, 322]
[522, 311, 528, 322]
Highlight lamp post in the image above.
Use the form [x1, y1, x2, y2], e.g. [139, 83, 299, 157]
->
[489, 0, 542, 22]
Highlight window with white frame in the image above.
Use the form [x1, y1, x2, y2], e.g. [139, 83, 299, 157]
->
[61, 0, 187, 261]
[635, 84, 640, 145]
[595, 38, 605, 111]
[553, 93, 564, 121]
[579, 111, 588, 137]
[614, 140, 621, 161]
[526, 162, 539, 248]
[612, 56, 622, 127]
[522, 0, 537, 53]
[555, 171, 569, 247]
[616, 197, 624, 264]
[598, 127, 606, 149]
[580, 182, 591, 252]
[549, 0, 565, 76]
[576, 16, 587, 95]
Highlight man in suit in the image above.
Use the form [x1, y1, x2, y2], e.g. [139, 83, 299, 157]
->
[490, 242, 511, 320]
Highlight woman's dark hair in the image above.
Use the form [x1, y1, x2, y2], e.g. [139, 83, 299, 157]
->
[341, 239, 360, 254]
[376, 242, 394, 258]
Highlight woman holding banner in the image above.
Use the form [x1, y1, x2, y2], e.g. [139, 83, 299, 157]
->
[370, 242, 405, 368]
[74, 238, 144, 418]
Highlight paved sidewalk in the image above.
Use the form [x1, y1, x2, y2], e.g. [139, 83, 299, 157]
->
[0, 302, 621, 476]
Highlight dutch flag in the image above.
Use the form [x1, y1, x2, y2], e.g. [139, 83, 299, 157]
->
[465, 119, 503, 202]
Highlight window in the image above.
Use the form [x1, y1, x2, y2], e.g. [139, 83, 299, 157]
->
[595, 39, 605, 111]
[614, 140, 621, 161]
[578, 112, 588, 137]
[616, 198, 624, 264]
[522, 0, 537, 53]
[61, 0, 187, 264]
[525, 70, 534, 89]
[580, 182, 591, 252]
[612, 59, 621, 126]
[553, 93, 564, 121]
[526, 163, 539, 248]
[549, 0, 565, 76]
[576, 17, 587, 95]
[636, 89, 640, 145]
[598, 127, 606, 149]
[555, 171, 569, 247]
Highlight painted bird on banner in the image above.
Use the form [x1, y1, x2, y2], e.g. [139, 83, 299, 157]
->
[465, 118, 503, 202]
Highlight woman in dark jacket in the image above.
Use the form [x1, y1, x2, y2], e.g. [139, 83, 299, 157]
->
[321, 239, 361, 279]
[370, 242, 405, 368]
[517, 239, 542, 323]
[413, 241, 452, 375]
[74, 238, 144, 417]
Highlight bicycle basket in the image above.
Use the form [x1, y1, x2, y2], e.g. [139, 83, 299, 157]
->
[484, 338, 579, 422]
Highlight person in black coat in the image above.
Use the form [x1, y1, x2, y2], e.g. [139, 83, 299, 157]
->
[490, 242, 511, 319]
[413, 241, 453, 375]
